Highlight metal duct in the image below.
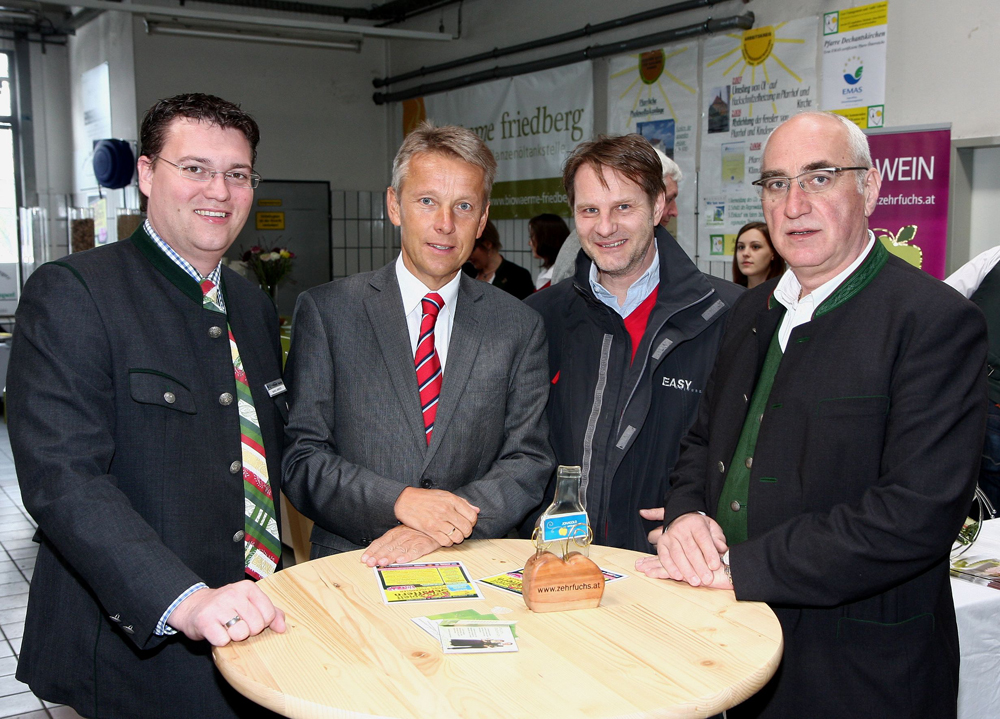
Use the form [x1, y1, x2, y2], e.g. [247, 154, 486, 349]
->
[373, 12, 755, 105]
[374, 0, 728, 89]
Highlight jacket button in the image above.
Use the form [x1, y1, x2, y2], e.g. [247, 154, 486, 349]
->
[717, 461, 725, 474]
[742, 393, 748, 403]
[219, 393, 234, 406]
[163, 392, 176, 404]
[361, 537, 370, 545]
[109, 614, 121, 623]
[745, 457, 753, 469]
[233, 530, 245, 542]
[230, 461, 242, 474]
[420, 478, 433, 488]
[122, 624, 134, 635]
[730, 500, 742, 512]
[208, 326, 223, 338]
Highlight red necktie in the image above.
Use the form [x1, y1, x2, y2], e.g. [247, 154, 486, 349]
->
[415, 292, 444, 445]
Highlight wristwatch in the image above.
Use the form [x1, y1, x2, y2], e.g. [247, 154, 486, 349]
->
[722, 550, 732, 584]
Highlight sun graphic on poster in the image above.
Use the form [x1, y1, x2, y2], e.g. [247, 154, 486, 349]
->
[707, 24, 807, 117]
[610, 47, 696, 124]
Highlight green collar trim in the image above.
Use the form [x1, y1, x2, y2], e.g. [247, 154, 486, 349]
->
[129, 225, 230, 307]
[815, 238, 888, 317]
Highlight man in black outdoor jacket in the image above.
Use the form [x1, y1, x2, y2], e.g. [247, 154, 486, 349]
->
[523, 134, 742, 552]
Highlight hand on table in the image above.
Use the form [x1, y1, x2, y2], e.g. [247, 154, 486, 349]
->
[361, 526, 441, 567]
[633, 512, 729, 588]
[167, 581, 286, 647]
[393, 487, 479, 546]
[639, 506, 666, 544]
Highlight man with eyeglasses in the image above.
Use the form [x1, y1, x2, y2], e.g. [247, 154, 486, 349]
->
[7, 93, 286, 718]
[637, 112, 986, 718]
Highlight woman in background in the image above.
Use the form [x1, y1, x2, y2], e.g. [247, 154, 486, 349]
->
[528, 213, 570, 290]
[732, 221, 785, 289]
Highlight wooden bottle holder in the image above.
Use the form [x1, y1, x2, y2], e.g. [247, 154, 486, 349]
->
[521, 550, 605, 613]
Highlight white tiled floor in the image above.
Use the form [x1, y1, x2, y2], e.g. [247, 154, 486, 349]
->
[0, 424, 83, 719]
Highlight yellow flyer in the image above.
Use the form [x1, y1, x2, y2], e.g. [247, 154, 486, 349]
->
[374, 561, 483, 604]
[477, 567, 627, 596]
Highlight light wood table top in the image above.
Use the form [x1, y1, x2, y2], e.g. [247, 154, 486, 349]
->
[214, 539, 783, 718]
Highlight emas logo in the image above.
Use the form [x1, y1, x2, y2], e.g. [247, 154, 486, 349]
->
[843, 56, 864, 86]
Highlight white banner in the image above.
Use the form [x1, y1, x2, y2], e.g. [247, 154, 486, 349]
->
[821, 1, 888, 129]
[608, 44, 699, 258]
[698, 16, 819, 261]
[401, 63, 593, 219]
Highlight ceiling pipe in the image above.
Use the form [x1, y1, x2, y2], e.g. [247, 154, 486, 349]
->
[373, 12, 754, 105]
[373, 0, 728, 89]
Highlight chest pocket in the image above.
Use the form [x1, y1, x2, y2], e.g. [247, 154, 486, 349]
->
[129, 369, 197, 414]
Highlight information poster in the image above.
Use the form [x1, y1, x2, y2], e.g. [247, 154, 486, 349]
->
[821, 1, 889, 129]
[699, 16, 819, 260]
[607, 44, 699, 257]
[867, 126, 951, 279]
[400, 63, 593, 219]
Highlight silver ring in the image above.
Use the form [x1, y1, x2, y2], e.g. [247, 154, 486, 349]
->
[224, 615, 242, 628]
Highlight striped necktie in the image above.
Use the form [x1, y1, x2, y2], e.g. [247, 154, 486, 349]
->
[201, 279, 281, 579]
[415, 292, 444, 445]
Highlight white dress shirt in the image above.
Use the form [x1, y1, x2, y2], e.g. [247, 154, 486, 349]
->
[772, 231, 876, 351]
[944, 245, 1000, 299]
[395, 253, 461, 370]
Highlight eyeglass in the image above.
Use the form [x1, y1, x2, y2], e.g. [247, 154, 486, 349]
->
[752, 166, 868, 201]
[155, 157, 261, 189]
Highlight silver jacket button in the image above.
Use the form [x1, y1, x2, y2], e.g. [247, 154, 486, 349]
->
[233, 530, 245, 542]
[163, 392, 176, 404]
[208, 326, 223, 338]
[230, 460, 242, 474]
[717, 461, 725, 474]
[730, 500, 742, 512]
[219, 393, 234, 406]
[745, 457, 753, 469]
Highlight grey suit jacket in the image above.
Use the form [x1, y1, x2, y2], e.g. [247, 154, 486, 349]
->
[282, 260, 553, 555]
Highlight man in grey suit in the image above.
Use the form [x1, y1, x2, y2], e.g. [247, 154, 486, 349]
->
[8, 94, 285, 717]
[282, 123, 553, 564]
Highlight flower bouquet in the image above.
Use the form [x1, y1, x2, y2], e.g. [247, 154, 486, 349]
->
[242, 245, 295, 302]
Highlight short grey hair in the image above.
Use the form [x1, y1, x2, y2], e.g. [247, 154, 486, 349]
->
[762, 111, 872, 192]
[391, 121, 498, 204]
[653, 147, 683, 184]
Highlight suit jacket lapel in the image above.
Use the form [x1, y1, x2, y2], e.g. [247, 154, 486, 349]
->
[365, 264, 428, 448]
[423, 274, 484, 470]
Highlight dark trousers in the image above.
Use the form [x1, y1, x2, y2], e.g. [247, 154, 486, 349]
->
[980, 401, 1000, 513]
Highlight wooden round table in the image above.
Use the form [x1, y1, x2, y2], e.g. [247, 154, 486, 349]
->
[214, 539, 783, 718]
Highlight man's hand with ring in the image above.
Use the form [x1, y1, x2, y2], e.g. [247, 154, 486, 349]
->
[393, 487, 479, 545]
[167, 580, 286, 646]
[362, 526, 441, 567]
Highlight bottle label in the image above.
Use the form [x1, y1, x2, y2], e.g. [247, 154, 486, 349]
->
[540, 512, 589, 543]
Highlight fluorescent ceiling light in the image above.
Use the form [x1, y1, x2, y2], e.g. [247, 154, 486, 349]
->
[145, 22, 361, 51]
[37, 0, 453, 41]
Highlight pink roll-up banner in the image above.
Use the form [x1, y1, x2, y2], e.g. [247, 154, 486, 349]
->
[865, 125, 951, 279]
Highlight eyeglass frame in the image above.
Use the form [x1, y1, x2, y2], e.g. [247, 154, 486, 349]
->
[153, 156, 261, 189]
[751, 166, 869, 201]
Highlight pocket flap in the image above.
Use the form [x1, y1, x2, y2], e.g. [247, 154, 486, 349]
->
[128, 369, 197, 414]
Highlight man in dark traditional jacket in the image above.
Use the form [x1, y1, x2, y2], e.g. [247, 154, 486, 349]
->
[638, 112, 986, 719]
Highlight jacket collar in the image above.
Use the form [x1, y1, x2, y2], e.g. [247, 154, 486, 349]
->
[572, 226, 717, 317]
[129, 224, 233, 308]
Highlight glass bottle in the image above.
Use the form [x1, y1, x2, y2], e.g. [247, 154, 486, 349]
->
[535, 465, 591, 557]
